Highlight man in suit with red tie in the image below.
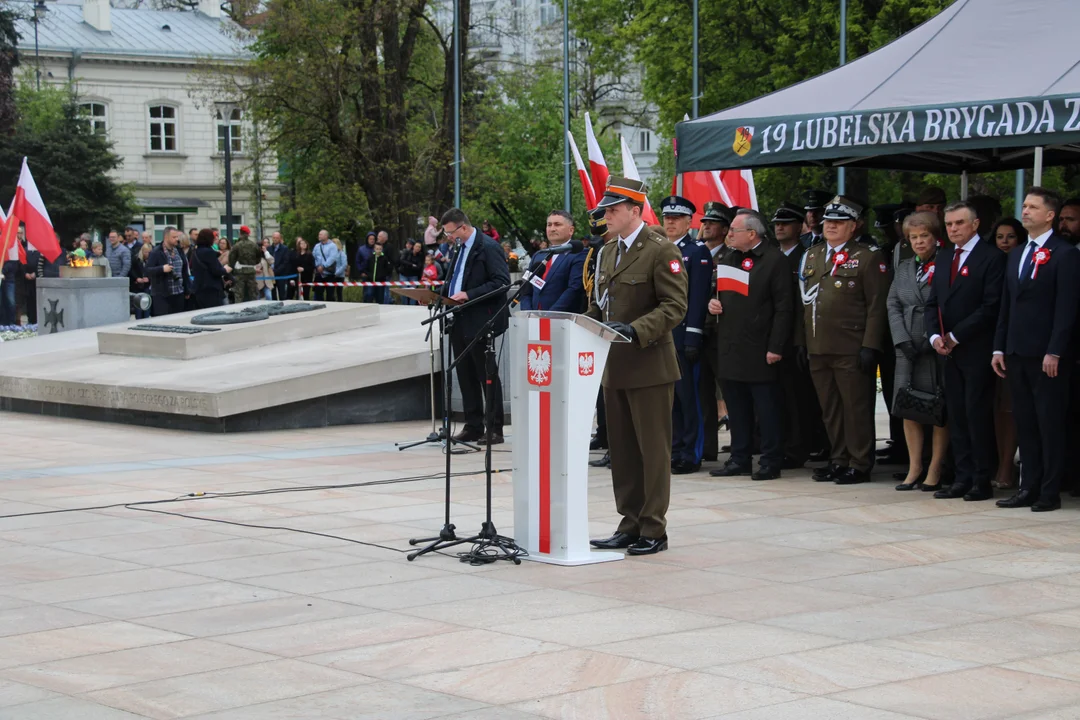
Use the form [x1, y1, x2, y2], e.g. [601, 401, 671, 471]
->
[518, 210, 586, 313]
[925, 203, 1005, 502]
[992, 188, 1080, 512]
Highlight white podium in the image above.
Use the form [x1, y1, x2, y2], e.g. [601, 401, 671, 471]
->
[509, 311, 630, 565]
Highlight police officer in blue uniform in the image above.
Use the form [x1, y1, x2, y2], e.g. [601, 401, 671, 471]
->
[661, 195, 714, 474]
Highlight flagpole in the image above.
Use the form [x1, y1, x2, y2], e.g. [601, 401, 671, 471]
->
[453, 0, 461, 207]
[562, 0, 571, 211]
[691, 0, 699, 120]
[837, 0, 847, 195]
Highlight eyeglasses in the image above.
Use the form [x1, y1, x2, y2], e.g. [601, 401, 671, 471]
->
[728, 227, 754, 234]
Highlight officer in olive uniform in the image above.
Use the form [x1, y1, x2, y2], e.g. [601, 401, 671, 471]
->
[228, 226, 261, 303]
[799, 190, 832, 249]
[800, 196, 889, 484]
[587, 177, 688, 555]
[661, 195, 713, 474]
[698, 202, 734, 462]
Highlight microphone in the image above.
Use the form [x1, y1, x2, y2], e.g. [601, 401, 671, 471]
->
[544, 239, 584, 255]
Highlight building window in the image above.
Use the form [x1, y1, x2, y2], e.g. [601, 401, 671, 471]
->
[148, 105, 178, 152]
[220, 214, 243, 240]
[79, 102, 108, 135]
[639, 130, 651, 153]
[153, 214, 185, 244]
[216, 108, 244, 154]
[539, 0, 559, 26]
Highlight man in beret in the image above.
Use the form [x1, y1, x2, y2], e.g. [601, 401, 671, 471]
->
[661, 195, 713, 474]
[586, 177, 688, 555]
[800, 196, 889, 484]
[228, 225, 262, 303]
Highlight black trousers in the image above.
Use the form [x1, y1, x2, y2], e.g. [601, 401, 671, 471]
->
[944, 357, 996, 491]
[594, 388, 607, 444]
[777, 353, 826, 464]
[878, 346, 905, 451]
[23, 280, 36, 324]
[451, 330, 504, 433]
[275, 279, 292, 301]
[671, 349, 704, 465]
[719, 378, 783, 468]
[151, 293, 186, 317]
[1009, 354, 1071, 502]
[1066, 360, 1080, 493]
[699, 331, 720, 459]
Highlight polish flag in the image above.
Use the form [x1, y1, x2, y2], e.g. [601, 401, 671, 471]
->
[716, 264, 750, 295]
[11, 158, 61, 262]
[718, 169, 758, 210]
[567, 131, 597, 210]
[583, 112, 608, 204]
[619, 135, 659, 225]
[0, 200, 24, 266]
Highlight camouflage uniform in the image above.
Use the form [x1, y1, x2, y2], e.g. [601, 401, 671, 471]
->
[228, 236, 261, 303]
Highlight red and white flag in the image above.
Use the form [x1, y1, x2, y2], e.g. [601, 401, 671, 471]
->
[619, 135, 659, 225]
[717, 169, 758, 210]
[567, 131, 597, 210]
[12, 158, 61, 262]
[0, 199, 24, 266]
[583, 112, 609, 204]
[716, 264, 750, 296]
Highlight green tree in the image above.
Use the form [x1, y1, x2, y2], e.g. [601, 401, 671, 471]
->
[0, 6, 17, 137]
[0, 83, 136, 240]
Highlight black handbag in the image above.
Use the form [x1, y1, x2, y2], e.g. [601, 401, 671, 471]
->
[892, 353, 946, 426]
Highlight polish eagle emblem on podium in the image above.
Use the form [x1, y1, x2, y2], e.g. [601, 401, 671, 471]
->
[527, 344, 552, 386]
[578, 352, 594, 376]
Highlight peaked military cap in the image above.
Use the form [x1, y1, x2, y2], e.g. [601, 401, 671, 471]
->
[702, 202, 734, 224]
[596, 176, 648, 209]
[660, 195, 696, 217]
[588, 207, 608, 234]
[893, 206, 914, 224]
[916, 186, 947, 206]
[803, 189, 833, 211]
[822, 195, 863, 222]
[872, 203, 906, 228]
[771, 202, 806, 224]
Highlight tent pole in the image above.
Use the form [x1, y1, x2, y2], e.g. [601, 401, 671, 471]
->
[691, 0, 699, 119]
[960, 171, 969, 200]
[1034, 147, 1044, 186]
[1014, 169, 1025, 214]
[837, 0, 847, 195]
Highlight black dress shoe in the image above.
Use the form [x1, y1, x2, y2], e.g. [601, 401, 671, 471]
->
[703, 453, 718, 462]
[834, 468, 870, 485]
[590, 532, 638, 549]
[781, 457, 805, 470]
[997, 490, 1038, 508]
[710, 460, 751, 477]
[718, 416, 729, 430]
[920, 481, 941, 492]
[963, 486, 994, 502]
[626, 535, 668, 555]
[672, 460, 701, 475]
[813, 463, 842, 482]
[478, 433, 504, 446]
[752, 466, 781, 481]
[721, 444, 732, 452]
[453, 429, 483, 443]
[934, 484, 971, 499]
[588, 452, 610, 468]
[809, 449, 831, 462]
[1032, 498, 1062, 512]
[877, 452, 909, 466]
[589, 436, 608, 451]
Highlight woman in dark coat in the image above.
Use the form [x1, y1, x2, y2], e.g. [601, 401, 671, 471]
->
[887, 211, 949, 491]
[191, 228, 229, 309]
[294, 237, 315, 300]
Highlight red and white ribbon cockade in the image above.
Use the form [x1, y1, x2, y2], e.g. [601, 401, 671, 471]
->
[830, 250, 849, 276]
[1032, 247, 1051, 279]
[741, 258, 754, 271]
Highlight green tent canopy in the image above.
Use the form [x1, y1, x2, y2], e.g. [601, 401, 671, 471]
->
[675, 0, 1080, 174]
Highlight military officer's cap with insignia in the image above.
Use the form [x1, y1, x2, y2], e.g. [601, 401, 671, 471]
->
[771, 202, 806, 224]
[822, 195, 863, 222]
[701, 202, 734, 224]
[660, 195, 696, 217]
[893, 206, 914, 225]
[588, 207, 608, 234]
[872, 203, 906, 229]
[803, 189, 833, 211]
[596, 176, 648, 209]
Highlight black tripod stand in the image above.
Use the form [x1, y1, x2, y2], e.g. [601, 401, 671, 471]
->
[397, 301, 478, 455]
[408, 279, 532, 564]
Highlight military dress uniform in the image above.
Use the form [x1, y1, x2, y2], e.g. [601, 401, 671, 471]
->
[799, 189, 832, 249]
[228, 228, 261, 303]
[661, 196, 714, 473]
[585, 210, 612, 464]
[698, 202, 735, 461]
[800, 197, 889, 484]
[587, 177, 688, 555]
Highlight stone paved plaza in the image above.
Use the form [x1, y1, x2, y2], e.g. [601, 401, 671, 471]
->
[1, 412, 1080, 719]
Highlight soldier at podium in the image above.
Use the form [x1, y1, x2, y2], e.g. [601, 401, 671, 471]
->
[586, 176, 688, 556]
